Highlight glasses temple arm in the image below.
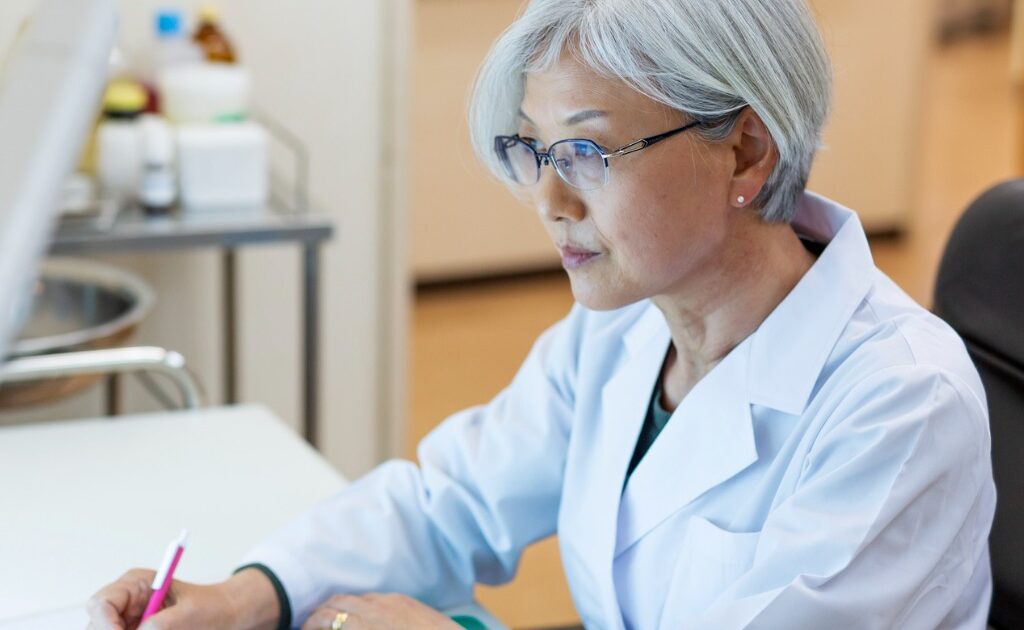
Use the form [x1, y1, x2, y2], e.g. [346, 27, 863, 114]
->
[604, 119, 704, 158]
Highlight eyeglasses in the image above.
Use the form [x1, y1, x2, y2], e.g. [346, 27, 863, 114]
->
[494, 119, 703, 191]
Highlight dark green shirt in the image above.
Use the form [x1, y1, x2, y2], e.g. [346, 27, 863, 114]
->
[626, 379, 674, 480]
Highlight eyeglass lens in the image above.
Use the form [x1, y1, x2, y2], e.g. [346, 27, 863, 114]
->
[495, 136, 608, 191]
[496, 137, 540, 185]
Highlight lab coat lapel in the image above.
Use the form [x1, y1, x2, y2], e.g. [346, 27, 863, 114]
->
[615, 339, 757, 556]
[584, 306, 669, 628]
[597, 308, 671, 495]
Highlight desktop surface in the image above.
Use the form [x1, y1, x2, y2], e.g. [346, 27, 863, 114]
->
[0, 405, 343, 621]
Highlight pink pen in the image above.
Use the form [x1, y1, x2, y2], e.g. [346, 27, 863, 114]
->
[140, 529, 189, 621]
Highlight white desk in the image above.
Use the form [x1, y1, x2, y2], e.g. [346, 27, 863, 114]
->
[0, 405, 506, 629]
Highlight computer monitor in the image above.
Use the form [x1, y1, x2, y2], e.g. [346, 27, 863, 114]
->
[0, 0, 117, 362]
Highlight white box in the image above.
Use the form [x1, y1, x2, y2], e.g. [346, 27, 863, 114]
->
[159, 64, 251, 124]
[176, 121, 267, 209]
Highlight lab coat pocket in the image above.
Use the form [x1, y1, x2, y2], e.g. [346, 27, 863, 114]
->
[660, 516, 760, 626]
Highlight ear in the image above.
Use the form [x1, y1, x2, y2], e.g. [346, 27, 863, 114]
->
[727, 108, 777, 209]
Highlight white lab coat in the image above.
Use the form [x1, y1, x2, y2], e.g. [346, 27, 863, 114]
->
[245, 192, 996, 629]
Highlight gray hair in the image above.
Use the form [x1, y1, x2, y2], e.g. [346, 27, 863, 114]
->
[468, 0, 832, 223]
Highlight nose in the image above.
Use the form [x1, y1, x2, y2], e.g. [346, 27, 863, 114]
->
[533, 163, 586, 224]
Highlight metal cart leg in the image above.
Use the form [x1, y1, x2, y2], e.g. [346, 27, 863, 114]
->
[105, 374, 121, 416]
[224, 248, 238, 405]
[303, 244, 320, 447]
[221, 244, 320, 447]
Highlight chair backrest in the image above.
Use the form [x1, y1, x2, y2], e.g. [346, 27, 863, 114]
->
[934, 179, 1024, 629]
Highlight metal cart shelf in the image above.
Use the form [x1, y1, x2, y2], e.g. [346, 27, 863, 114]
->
[49, 205, 334, 447]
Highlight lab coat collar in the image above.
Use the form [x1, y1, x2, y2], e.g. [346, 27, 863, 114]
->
[609, 192, 875, 555]
[747, 191, 875, 415]
[620, 191, 875, 416]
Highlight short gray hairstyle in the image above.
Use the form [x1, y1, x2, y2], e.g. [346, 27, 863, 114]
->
[468, 0, 832, 223]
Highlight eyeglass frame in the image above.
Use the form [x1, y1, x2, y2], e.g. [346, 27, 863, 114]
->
[494, 118, 704, 191]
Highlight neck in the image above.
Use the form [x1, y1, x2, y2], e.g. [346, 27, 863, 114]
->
[652, 213, 815, 394]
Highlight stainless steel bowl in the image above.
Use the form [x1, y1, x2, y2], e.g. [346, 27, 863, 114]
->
[0, 258, 154, 407]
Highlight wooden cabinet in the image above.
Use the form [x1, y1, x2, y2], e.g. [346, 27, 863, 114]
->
[807, 0, 931, 233]
[410, 0, 555, 282]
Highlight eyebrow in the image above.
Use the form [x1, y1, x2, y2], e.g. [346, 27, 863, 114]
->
[517, 108, 608, 127]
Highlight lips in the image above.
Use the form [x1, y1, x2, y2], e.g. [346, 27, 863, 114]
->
[559, 245, 600, 270]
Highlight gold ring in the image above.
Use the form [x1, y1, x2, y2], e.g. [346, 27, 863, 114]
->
[330, 611, 349, 630]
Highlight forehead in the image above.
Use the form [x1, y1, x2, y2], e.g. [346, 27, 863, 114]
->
[520, 51, 667, 124]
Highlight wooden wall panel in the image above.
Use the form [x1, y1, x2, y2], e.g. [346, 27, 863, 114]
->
[411, 0, 932, 279]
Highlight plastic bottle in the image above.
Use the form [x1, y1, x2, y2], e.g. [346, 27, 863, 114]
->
[77, 38, 134, 173]
[138, 9, 203, 114]
[96, 79, 148, 209]
[138, 115, 177, 215]
[148, 9, 204, 79]
[192, 5, 236, 63]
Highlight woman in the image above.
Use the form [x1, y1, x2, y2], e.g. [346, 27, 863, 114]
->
[88, 0, 996, 628]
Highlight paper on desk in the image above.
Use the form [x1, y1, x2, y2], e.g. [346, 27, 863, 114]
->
[0, 605, 87, 629]
[0, 602, 503, 626]
[0, 602, 506, 630]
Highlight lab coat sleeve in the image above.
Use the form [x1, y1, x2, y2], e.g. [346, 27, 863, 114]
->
[241, 305, 583, 626]
[690, 364, 995, 630]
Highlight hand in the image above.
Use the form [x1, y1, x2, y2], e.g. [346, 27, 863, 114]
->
[86, 567, 280, 630]
[301, 593, 463, 630]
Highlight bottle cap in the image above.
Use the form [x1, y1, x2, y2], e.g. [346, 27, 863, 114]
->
[156, 9, 183, 37]
[102, 79, 147, 117]
[198, 5, 220, 23]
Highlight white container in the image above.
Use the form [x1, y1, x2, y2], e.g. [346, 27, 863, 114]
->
[158, 64, 251, 124]
[176, 122, 267, 209]
[96, 118, 143, 207]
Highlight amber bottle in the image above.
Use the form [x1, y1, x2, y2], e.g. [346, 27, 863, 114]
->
[192, 5, 236, 63]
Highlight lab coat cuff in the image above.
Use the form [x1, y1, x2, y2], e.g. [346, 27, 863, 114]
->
[239, 545, 321, 628]
[234, 563, 291, 630]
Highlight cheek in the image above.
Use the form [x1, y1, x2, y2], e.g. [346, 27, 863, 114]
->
[595, 181, 704, 266]
[582, 140, 732, 269]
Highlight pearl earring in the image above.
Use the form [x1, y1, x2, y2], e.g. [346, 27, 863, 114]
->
[737, 195, 746, 205]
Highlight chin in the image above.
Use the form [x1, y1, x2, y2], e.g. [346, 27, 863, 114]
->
[567, 275, 638, 312]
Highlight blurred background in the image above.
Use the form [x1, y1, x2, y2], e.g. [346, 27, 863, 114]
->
[1, 0, 1021, 626]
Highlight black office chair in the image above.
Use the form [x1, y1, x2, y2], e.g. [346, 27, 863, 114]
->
[934, 179, 1024, 629]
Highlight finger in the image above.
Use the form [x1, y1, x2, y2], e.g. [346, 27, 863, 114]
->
[299, 607, 331, 630]
[86, 570, 154, 628]
[137, 594, 193, 630]
[85, 595, 126, 630]
[323, 593, 367, 614]
[301, 607, 362, 630]
[371, 592, 412, 606]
